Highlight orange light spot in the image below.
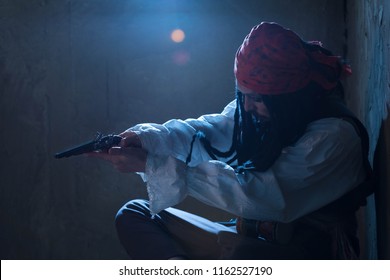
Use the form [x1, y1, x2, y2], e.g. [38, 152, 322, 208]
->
[171, 29, 185, 43]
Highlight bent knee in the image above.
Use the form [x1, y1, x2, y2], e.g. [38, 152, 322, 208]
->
[115, 199, 151, 226]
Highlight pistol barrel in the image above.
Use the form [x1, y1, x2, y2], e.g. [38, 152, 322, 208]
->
[54, 133, 122, 159]
[54, 141, 95, 158]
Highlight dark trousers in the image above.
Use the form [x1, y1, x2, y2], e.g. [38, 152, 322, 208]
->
[115, 199, 232, 259]
[115, 199, 332, 260]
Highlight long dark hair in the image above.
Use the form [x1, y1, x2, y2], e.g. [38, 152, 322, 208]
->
[236, 82, 329, 171]
[186, 43, 347, 172]
[186, 81, 343, 172]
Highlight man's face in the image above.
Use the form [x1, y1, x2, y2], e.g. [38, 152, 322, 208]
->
[237, 83, 270, 121]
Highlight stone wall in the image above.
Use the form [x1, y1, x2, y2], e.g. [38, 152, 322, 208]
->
[346, 0, 390, 259]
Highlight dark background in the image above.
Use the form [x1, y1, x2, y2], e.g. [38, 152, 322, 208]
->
[0, 0, 388, 259]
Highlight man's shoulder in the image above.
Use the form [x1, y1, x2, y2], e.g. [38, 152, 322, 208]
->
[220, 100, 237, 116]
[305, 117, 361, 143]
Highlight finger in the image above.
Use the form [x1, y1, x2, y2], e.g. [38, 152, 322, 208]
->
[122, 134, 142, 148]
[108, 146, 123, 156]
[118, 131, 135, 147]
[85, 151, 113, 161]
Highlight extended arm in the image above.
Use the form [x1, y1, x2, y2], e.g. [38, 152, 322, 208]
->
[86, 101, 236, 173]
[142, 118, 365, 222]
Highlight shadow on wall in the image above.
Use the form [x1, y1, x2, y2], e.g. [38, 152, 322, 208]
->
[373, 117, 390, 260]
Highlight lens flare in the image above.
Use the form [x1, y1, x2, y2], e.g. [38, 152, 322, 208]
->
[171, 29, 185, 43]
[172, 50, 190, 65]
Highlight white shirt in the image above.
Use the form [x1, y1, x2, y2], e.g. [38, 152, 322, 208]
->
[129, 101, 365, 223]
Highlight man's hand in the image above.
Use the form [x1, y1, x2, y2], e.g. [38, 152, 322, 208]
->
[87, 130, 147, 173]
[119, 130, 142, 148]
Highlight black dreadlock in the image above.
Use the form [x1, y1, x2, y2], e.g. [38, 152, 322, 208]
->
[186, 82, 339, 172]
[186, 43, 346, 172]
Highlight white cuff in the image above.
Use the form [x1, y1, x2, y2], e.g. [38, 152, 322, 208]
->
[142, 154, 188, 215]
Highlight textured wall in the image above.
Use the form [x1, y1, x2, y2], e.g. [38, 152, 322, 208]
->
[0, 0, 346, 259]
[346, 0, 390, 259]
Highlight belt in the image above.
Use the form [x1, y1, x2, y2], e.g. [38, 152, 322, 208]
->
[236, 217, 295, 245]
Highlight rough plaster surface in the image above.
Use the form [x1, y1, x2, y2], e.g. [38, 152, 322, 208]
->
[0, 0, 360, 259]
[346, 0, 390, 259]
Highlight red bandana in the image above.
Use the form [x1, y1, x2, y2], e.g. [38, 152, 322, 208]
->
[234, 22, 351, 95]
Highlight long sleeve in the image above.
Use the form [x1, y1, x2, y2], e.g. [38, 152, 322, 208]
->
[131, 103, 366, 222]
[129, 101, 237, 166]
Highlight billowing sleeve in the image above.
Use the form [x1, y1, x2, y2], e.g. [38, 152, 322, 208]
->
[138, 117, 366, 222]
[185, 118, 366, 222]
[129, 100, 236, 166]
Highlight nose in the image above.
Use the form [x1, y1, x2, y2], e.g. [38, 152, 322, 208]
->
[243, 96, 255, 112]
